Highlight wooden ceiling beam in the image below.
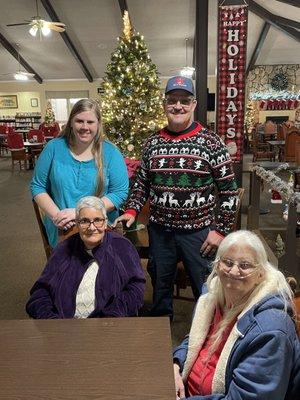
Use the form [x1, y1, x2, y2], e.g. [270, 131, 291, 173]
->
[118, 0, 129, 16]
[246, 22, 270, 76]
[273, 15, 300, 30]
[40, 0, 94, 82]
[0, 32, 43, 84]
[273, 0, 300, 8]
[248, 1, 300, 42]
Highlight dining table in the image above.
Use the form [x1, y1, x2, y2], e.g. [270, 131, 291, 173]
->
[0, 317, 175, 400]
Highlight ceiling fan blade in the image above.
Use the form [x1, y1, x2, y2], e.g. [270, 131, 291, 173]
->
[51, 21, 66, 27]
[49, 25, 66, 32]
[43, 21, 66, 29]
[7, 22, 29, 26]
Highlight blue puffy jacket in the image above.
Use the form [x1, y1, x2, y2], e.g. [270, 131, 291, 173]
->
[173, 295, 300, 400]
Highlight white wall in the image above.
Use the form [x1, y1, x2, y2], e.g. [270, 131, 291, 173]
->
[0, 80, 101, 119]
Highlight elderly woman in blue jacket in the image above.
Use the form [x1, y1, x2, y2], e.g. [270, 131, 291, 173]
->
[26, 196, 145, 319]
[173, 230, 299, 400]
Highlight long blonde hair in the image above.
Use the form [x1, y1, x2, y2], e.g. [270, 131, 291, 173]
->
[60, 98, 105, 196]
[205, 230, 295, 356]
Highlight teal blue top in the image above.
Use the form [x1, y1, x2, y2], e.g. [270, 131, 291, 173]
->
[30, 137, 129, 248]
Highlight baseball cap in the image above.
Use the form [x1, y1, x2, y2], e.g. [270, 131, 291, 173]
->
[165, 76, 195, 95]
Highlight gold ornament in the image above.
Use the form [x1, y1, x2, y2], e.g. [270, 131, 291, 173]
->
[123, 11, 133, 41]
[127, 144, 134, 152]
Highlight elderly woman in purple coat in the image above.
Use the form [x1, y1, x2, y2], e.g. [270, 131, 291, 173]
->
[26, 196, 145, 319]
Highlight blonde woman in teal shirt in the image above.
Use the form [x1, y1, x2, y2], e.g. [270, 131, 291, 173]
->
[30, 99, 129, 248]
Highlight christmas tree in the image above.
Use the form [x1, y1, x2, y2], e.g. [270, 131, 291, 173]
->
[244, 100, 256, 134]
[44, 101, 56, 125]
[100, 11, 166, 158]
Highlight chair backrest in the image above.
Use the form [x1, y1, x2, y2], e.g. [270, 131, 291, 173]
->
[32, 200, 53, 259]
[40, 122, 60, 137]
[0, 125, 14, 135]
[284, 130, 300, 162]
[277, 124, 286, 140]
[264, 120, 277, 135]
[28, 129, 44, 143]
[0, 125, 7, 134]
[33, 200, 80, 259]
[7, 126, 15, 134]
[7, 133, 24, 149]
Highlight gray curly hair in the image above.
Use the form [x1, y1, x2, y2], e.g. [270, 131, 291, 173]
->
[75, 196, 107, 219]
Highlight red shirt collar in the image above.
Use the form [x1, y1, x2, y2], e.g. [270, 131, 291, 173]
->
[159, 121, 204, 140]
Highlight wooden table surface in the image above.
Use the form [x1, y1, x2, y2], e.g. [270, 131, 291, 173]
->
[0, 318, 175, 400]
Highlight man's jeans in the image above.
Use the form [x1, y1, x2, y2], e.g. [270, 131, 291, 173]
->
[147, 223, 212, 318]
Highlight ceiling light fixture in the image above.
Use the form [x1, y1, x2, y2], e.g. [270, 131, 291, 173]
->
[29, 19, 51, 37]
[14, 72, 29, 81]
[180, 67, 195, 78]
[29, 26, 38, 36]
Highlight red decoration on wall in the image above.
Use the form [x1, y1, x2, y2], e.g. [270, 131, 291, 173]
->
[216, 5, 248, 162]
[259, 99, 299, 110]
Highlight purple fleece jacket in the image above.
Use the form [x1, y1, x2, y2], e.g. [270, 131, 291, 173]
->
[26, 231, 146, 319]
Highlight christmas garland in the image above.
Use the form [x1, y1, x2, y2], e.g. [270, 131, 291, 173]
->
[250, 164, 300, 204]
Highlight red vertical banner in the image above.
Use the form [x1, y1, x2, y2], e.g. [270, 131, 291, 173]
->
[216, 4, 248, 162]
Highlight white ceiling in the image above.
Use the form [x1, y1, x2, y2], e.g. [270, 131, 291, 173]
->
[0, 0, 299, 83]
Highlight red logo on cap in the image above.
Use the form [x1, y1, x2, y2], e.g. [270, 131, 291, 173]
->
[174, 77, 185, 86]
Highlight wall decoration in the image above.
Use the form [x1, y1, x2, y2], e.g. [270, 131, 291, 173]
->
[247, 64, 299, 98]
[216, 3, 248, 162]
[0, 95, 18, 109]
[270, 72, 289, 91]
[30, 98, 39, 107]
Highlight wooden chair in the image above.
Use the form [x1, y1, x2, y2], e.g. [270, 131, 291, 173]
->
[32, 200, 53, 259]
[284, 129, 300, 162]
[27, 129, 45, 165]
[40, 122, 60, 139]
[263, 120, 277, 140]
[174, 188, 245, 299]
[277, 124, 286, 141]
[7, 133, 31, 171]
[33, 200, 78, 259]
[28, 129, 44, 143]
[252, 131, 275, 162]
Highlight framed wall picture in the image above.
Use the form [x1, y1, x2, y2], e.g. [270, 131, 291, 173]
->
[0, 95, 18, 109]
[30, 98, 39, 107]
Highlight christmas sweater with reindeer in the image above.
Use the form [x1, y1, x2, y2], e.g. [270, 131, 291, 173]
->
[125, 122, 238, 236]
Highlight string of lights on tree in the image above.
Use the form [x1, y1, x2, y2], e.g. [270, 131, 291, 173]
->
[44, 101, 56, 125]
[100, 11, 166, 158]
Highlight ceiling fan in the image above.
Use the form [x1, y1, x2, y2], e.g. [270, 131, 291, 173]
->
[171, 38, 195, 78]
[1, 45, 35, 81]
[6, 0, 66, 38]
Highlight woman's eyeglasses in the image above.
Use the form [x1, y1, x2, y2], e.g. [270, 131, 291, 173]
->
[78, 217, 107, 229]
[219, 257, 259, 274]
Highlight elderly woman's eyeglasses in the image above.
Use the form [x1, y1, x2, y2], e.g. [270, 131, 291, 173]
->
[219, 257, 259, 273]
[165, 96, 195, 107]
[78, 217, 106, 229]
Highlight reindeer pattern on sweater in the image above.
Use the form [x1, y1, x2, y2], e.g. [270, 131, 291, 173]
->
[126, 123, 238, 235]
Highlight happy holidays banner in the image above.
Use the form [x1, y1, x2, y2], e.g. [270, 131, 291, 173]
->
[216, 4, 248, 162]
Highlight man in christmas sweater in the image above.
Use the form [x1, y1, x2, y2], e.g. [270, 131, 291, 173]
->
[114, 76, 238, 319]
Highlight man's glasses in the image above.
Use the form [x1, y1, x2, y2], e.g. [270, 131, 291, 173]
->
[77, 217, 107, 229]
[219, 257, 259, 274]
[165, 96, 195, 107]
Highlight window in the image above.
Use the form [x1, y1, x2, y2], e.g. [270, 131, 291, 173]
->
[46, 91, 89, 125]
